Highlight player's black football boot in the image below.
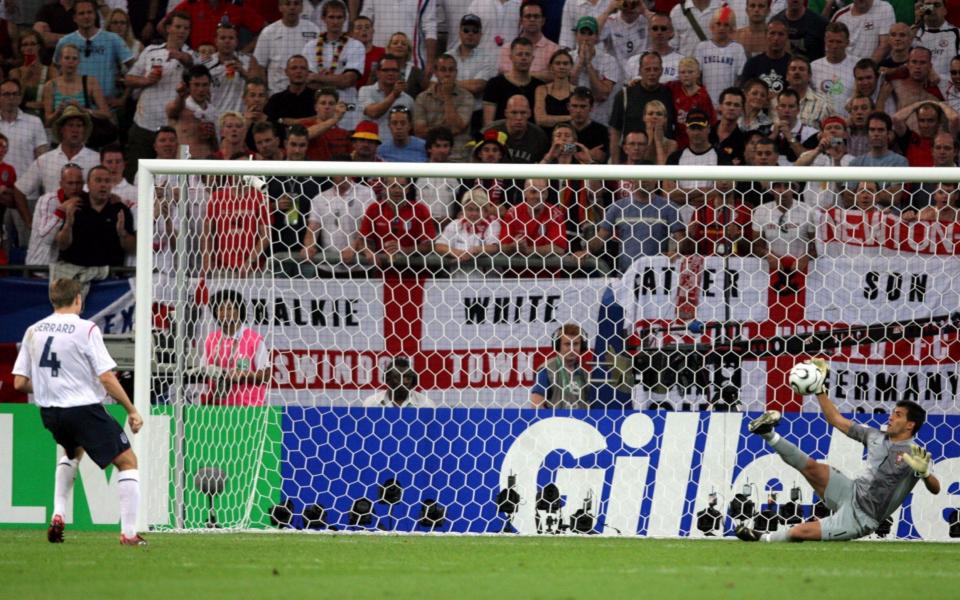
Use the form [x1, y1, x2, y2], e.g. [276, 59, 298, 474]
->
[735, 524, 762, 542]
[47, 515, 65, 543]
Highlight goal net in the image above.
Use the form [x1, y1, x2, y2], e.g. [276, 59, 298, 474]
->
[133, 161, 960, 540]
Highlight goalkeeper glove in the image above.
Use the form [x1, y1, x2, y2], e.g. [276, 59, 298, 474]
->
[901, 444, 933, 478]
[809, 358, 829, 394]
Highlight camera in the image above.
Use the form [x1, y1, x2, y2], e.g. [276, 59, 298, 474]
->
[830, 137, 844, 147]
[344, 103, 356, 111]
[562, 143, 577, 154]
[923, 3, 935, 15]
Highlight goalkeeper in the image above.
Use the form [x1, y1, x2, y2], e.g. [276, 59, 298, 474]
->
[737, 359, 940, 542]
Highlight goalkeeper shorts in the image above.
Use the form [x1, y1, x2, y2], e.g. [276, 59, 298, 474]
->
[818, 467, 879, 541]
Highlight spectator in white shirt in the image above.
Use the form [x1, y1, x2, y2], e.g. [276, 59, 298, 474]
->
[15, 105, 100, 221]
[810, 21, 859, 117]
[307, 156, 375, 262]
[752, 180, 817, 292]
[360, 0, 438, 72]
[415, 127, 459, 224]
[253, 0, 320, 94]
[830, 0, 893, 63]
[25, 162, 84, 269]
[670, 0, 725, 58]
[461, 0, 521, 54]
[123, 10, 195, 182]
[941, 55, 960, 113]
[99, 143, 136, 207]
[559, 0, 610, 50]
[435, 186, 501, 277]
[625, 13, 681, 84]
[694, 6, 747, 105]
[303, 0, 365, 130]
[571, 16, 618, 126]
[206, 21, 263, 115]
[915, 0, 960, 80]
[451, 13, 497, 127]
[598, 0, 650, 74]
[0, 79, 49, 181]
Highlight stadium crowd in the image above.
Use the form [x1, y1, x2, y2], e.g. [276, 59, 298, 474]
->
[0, 0, 958, 282]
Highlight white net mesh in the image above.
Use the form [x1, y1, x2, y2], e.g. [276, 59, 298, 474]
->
[138, 162, 960, 540]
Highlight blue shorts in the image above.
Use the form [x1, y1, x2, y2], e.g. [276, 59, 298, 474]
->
[40, 404, 130, 469]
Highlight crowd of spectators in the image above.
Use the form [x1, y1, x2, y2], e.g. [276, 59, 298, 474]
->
[0, 0, 958, 285]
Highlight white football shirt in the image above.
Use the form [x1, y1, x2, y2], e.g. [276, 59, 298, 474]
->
[811, 54, 859, 117]
[694, 39, 747, 105]
[253, 19, 321, 93]
[309, 182, 376, 252]
[832, 2, 894, 60]
[129, 43, 197, 131]
[12, 313, 117, 408]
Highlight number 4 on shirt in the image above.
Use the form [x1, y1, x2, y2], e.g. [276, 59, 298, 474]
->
[39, 336, 61, 377]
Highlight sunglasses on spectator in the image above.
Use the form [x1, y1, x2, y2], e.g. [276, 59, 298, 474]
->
[461, 27, 480, 34]
[389, 105, 411, 113]
[651, 26, 669, 31]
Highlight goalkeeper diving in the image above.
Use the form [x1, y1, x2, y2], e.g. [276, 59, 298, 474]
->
[737, 359, 940, 542]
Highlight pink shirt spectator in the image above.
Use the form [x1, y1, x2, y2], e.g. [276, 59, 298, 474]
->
[202, 327, 268, 406]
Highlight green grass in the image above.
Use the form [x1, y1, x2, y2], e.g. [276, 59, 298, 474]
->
[3, 530, 959, 599]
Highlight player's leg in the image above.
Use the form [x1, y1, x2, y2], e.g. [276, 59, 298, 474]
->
[72, 404, 145, 545]
[54, 447, 85, 519]
[113, 448, 146, 545]
[748, 410, 831, 497]
[40, 407, 83, 543]
[737, 519, 822, 542]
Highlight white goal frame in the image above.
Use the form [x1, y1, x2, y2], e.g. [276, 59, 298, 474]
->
[133, 160, 960, 532]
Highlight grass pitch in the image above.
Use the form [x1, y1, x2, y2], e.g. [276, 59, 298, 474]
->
[2, 530, 959, 599]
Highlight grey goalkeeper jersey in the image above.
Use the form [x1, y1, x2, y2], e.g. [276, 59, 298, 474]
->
[846, 423, 920, 522]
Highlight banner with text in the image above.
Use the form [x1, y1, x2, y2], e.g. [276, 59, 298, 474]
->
[281, 408, 960, 541]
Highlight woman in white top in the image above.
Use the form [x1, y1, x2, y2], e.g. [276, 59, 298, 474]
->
[435, 187, 502, 277]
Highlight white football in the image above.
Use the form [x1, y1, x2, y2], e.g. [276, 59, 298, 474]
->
[789, 362, 825, 396]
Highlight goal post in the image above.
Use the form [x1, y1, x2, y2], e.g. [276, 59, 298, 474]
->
[134, 159, 960, 539]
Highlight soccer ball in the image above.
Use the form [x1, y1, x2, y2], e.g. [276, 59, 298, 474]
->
[788, 362, 825, 396]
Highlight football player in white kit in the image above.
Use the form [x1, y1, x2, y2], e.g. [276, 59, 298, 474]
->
[12, 279, 146, 546]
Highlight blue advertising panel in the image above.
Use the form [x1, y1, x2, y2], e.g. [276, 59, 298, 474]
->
[282, 409, 960, 540]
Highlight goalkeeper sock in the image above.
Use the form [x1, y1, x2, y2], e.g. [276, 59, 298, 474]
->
[768, 435, 811, 472]
[53, 457, 79, 518]
[117, 469, 140, 538]
[762, 529, 791, 543]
